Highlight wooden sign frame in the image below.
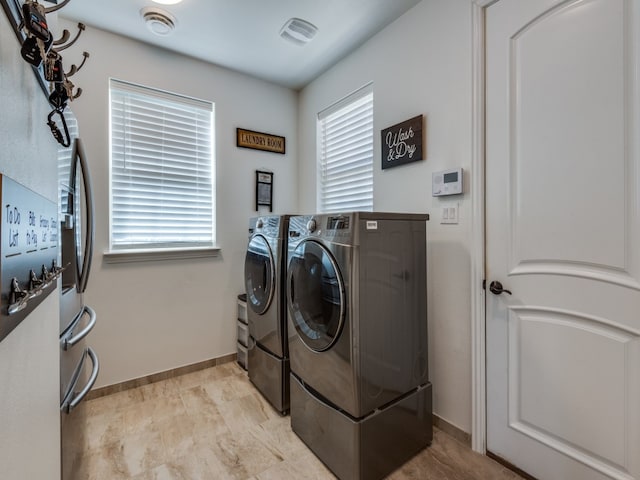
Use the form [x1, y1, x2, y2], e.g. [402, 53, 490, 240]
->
[381, 114, 424, 170]
[237, 128, 286, 154]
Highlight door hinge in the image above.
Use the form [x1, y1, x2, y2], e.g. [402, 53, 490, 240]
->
[482, 279, 486, 290]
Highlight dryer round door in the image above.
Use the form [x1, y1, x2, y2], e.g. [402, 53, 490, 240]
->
[244, 234, 275, 315]
[287, 240, 345, 352]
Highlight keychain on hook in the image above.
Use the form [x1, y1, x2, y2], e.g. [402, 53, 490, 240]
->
[18, 0, 89, 147]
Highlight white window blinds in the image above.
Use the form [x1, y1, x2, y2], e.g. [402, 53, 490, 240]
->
[109, 79, 215, 250]
[318, 85, 373, 213]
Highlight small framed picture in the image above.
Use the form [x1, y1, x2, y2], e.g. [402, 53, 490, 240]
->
[255, 170, 273, 211]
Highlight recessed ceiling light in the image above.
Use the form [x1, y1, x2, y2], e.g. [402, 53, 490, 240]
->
[152, 0, 182, 4]
[279, 18, 318, 46]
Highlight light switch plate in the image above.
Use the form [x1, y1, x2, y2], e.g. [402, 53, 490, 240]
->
[441, 203, 459, 224]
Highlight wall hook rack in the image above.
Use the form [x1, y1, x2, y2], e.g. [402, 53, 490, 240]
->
[1, 0, 90, 146]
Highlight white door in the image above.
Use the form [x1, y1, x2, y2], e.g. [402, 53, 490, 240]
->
[485, 1, 640, 479]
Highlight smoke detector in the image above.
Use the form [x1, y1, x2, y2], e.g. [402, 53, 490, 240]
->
[279, 18, 318, 46]
[141, 7, 177, 36]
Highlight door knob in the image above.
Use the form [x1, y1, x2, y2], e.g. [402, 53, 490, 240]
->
[489, 280, 512, 295]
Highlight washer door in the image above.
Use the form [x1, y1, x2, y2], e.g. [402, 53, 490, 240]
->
[244, 235, 275, 315]
[288, 240, 345, 352]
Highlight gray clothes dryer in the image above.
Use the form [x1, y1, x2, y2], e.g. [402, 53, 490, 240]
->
[244, 215, 291, 414]
[286, 212, 432, 480]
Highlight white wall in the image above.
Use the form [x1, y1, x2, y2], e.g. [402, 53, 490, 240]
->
[59, 20, 299, 387]
[0, 11, 61, 480]
[58, 0, 476, 435]
[298, 0, 474, 433]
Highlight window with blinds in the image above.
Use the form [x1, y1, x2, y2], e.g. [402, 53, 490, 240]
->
[109, 79, 215, 251]
[317, 84, 373, 213]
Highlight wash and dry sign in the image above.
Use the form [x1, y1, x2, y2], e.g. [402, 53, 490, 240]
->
[381, 114, 424, 169]
[237, 128, 286, 154]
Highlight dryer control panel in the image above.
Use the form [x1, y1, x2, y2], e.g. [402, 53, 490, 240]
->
[326, 215, 350, 230]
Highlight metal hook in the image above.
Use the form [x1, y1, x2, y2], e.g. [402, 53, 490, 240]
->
[52, 23, 85, 52]
[44, 0, 72, 14]
[65, 51, 90, 77]
[53, 29, 71, 46]
[63, 78, 82, 101]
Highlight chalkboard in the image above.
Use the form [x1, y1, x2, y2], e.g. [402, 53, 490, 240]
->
[381, 114, 424, 170]
[0, 174, 59, 343]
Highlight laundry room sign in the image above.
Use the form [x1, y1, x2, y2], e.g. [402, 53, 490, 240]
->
[381, 115, 424, 169]
[237, 128, 286, 154]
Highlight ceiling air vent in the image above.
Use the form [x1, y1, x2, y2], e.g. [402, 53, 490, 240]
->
[141, 7, 177, 36]
[279, 18, 318, 46]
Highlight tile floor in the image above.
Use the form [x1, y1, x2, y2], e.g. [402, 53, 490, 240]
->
[73, 361, 523, 479]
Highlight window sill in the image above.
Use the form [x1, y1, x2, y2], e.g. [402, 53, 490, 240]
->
[103, 246, 221, 264]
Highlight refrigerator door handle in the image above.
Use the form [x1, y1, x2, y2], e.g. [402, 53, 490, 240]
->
[76, 137, 94, 293]
[62, 347, 99, 414]
[61, 305, 97, 351]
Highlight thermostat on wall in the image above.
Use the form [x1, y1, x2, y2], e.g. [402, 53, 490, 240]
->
[432, 168, 463, 196]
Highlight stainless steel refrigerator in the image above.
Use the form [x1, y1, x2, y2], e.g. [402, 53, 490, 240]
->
[58, 135, 99, 480]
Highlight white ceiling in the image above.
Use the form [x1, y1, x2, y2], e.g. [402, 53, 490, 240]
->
[58, 0, 422, 90]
